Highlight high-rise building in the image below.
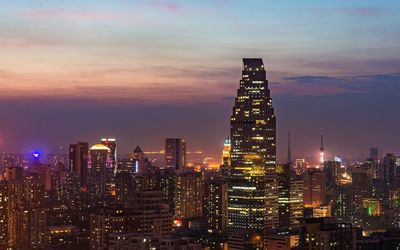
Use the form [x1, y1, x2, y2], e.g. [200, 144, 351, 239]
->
[324, 161, 341, 189]
[221, 138, 231, 176]
[69, 142, 89, 187]
[88, 144, 112, 197]
[369, 147, 379, 161]
[131, 146, 152, 175]
[276, 164, 304, 228]
[90, 191, 172, 249]
[290, 176, 304, 227]
[165, 138, 187, 170]
[101, 138, 118, 175]
[222, 138, 231, 166]
[204, 176, 228, 235]
[383, 153, 397, 187]
[174, 171, 204, 220]
[277, 164, 291, 228]
[115, 171, 134, 206]
[303, 168, 326, 208]
[90, 208, 137, 250]
[131, 190, 173, 238]
[228, 58, 277, 247]
[4, 166, 23, 181]
[0, 183, 8, 249]
[10, 202, 47, 250]
[299, 217, 353, 250]
[101, 138, 117, 165]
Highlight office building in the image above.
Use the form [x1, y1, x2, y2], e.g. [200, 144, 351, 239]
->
[303, 168, 326, 208]
[165, 138, 187, 171]
[69, 142, 89, 187]
[228, 58, 277, 238]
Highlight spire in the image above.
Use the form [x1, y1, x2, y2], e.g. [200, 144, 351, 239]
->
[134, 145, 143, 153]
[319, 128, 325, 164]
[288, 130, 292, 166]
[320, 128, 324, 152]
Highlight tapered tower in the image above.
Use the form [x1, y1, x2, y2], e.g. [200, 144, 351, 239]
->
[228, 58, 277, 236]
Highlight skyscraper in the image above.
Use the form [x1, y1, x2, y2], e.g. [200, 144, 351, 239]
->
[88, 144, 112, 197]
[174, 171, 204, 220]
[69, 142, 89, 187]
[303, 168, 326, 208]
[276, 164, 304, 229]
[100, 138, 117, 167]
[369, 147, 379, 161]
[383, 153, 397, 187]
[165, 138, 187, 170]
[228, 58, 277, 240]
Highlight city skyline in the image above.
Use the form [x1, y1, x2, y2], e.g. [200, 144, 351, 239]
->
[1, 0, 400, 161]
[1, 1, 400, 249]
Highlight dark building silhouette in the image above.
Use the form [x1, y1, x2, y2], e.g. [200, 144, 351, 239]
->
[165, 138, 187, 171]
[69, 142, 89, 187]
[299, 217, 354, 250]
[303, 168, 326, 208]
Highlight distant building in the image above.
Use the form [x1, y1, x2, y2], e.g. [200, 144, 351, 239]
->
[324, 161, 341, 189]
[165, 138, 187, 171]
[132, 146, 152, 175]
[69, 142, 89, 187]
[264, 233, 299, 250]
[299, 217, 353, 250]
[90, 190, 172, 249]
[369, 147, 379, 161]
[88, 143, 112, 197]
[4, 166, 23, 181]
[101, 138, 117, 166]
[174, 171, 204, 220]
[276, 164, 304, 228]
[10, 202, 47, 250]
[204, 176, 228, 235]
[303, 168, 326, 208]
[383, 153, 397, 187]
[90, 208, 137, 249]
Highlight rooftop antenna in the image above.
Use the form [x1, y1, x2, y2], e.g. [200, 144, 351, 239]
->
[288, 130, 292, 166]
[319, 128, 325, 164]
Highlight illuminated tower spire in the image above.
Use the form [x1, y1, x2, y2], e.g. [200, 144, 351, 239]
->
[288, 130, 292, 166]
[319, 128, 324, 164]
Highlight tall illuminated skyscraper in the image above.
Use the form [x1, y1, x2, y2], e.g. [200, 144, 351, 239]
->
[228, 58, 277, 237]
[88, 144, 112, 197]
[101, 138, 117, 167]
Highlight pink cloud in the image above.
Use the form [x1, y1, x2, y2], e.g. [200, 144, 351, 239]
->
[149, 1, 181, 13]
[23, 9, 117, 21]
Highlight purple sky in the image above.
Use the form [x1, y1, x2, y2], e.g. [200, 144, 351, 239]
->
[0, 1, 399, 162]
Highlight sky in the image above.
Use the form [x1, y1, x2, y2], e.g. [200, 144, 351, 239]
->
[0, 0, 399, 161]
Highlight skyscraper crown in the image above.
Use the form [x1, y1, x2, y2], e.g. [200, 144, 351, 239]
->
[243, 58, 265, 71]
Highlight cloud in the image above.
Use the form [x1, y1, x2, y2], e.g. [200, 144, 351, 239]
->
[0, 66, 235, 104]
[149, 1, 181, 13]
[22, 9, 117, 21]
[274, 73, 400, 96]
[353, 73, 400, 81]
[284, 76, 339, 83]
[312, 7, 384, 17]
